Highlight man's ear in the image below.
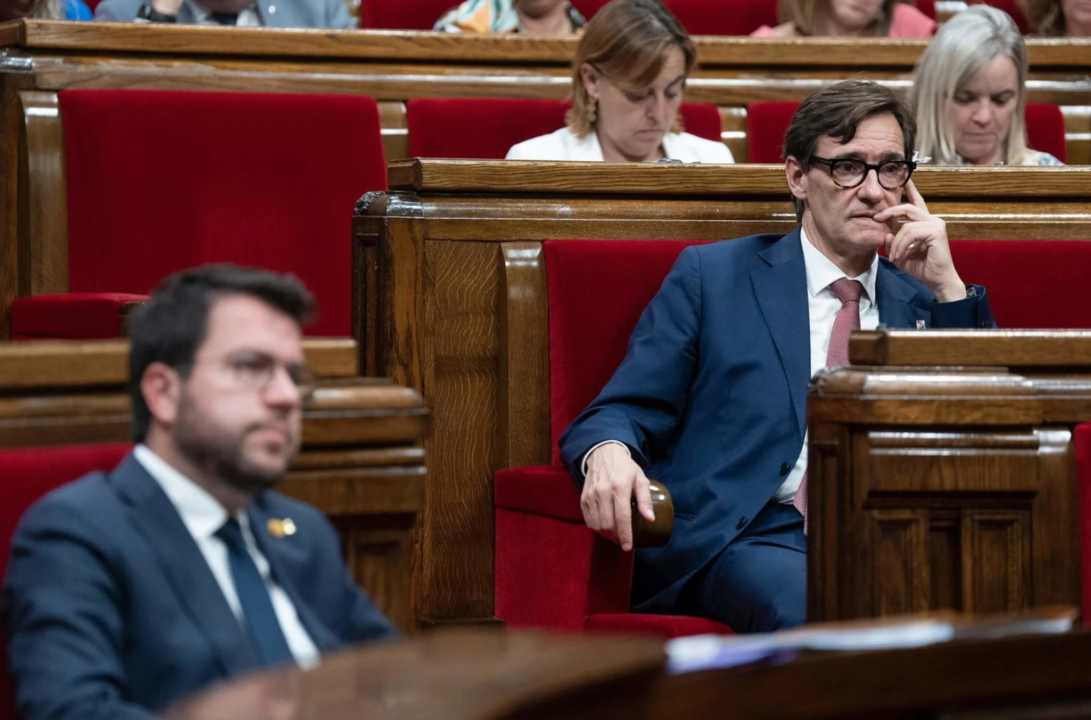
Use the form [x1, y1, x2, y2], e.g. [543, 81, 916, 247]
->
[579, 62, 600, 100]
[785, 155, 808, 204]
[141, 362, 183, 431]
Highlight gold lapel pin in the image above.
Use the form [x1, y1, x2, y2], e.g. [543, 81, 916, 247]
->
[266, 518, 297, 538]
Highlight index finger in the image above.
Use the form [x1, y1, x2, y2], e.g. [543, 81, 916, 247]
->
[614, 492, 634, 551]
[904, 179, 928, 213]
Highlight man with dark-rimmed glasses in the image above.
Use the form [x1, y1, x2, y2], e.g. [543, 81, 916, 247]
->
[561, 79, 994, 633]
[4, 265, 396, 720]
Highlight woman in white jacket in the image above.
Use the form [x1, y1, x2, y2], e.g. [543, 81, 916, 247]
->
[506, 0, 734, 164]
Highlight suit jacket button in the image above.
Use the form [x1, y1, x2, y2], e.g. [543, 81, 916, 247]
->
[736, 516, 747, 530]
[779, 462, 790, 476]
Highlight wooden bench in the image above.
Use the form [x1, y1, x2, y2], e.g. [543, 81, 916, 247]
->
[0, 338, 429, 632]
[354, 159, 1091, 627]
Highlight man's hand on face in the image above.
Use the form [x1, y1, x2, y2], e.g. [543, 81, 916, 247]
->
[873, 179, 967, 302]
[581, 443, 655, 552]
[150, 0, 184, 15]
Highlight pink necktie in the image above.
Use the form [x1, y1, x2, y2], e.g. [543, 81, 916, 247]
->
[793, 278, 864, 533]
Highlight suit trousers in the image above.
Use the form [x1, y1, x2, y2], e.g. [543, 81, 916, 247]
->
[680, 501, 807, 633]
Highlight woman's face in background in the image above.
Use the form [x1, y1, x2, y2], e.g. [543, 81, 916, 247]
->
[827, 0, 886, 33]
[947, 53, 1020, 165]
[582, 44, 686, 162]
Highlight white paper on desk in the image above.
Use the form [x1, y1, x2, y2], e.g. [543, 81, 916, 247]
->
[665, 620, 955, 674]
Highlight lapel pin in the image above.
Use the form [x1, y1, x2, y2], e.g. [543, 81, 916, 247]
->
[266, 518, 297, 538]
[916, 320, 927, 330]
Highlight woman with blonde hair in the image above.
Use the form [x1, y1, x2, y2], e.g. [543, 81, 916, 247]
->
[506, 0, 733, 163]
[1019, 0, 1091, 36]
[909, 5, 1062, 166]
[750, 0, 934, 37]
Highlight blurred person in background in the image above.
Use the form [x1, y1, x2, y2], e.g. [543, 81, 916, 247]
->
[96, 0, 352, 29]
[506, 0, 733, 163]
[1020, 0, 1091, 35]
[434, 0, 585, 34]
[751, 0, 934, 37]
[0, 0, 91, 21]
[909, 5, 1063, 166]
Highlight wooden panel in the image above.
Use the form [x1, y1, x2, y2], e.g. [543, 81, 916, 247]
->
[378, 100, 407, 163]
[0, 68, 34, 339]
[0, 337, 361, 389]
[962, 510, 1032, 613]
[851, 329, 1091, 367]
[417, 239, 501, 623]
[871, 510, 929, 616]
[19, 89, 65, 295]
[498, 242, 549, 469]
[929, 512, 961, 610]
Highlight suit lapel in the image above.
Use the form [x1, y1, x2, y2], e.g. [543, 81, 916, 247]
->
[247, 501, 340, 653]
[111, 454, 260, 677]
[876, 264, 932, 329]
[751, 229, 811, 439]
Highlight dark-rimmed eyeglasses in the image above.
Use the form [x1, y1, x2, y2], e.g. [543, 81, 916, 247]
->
[810, 156, 916, 190]
[203, 351, 316, 400]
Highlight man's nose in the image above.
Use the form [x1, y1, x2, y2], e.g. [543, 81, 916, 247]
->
[263, 365, 303, 408]
[858, 167, 885, 200]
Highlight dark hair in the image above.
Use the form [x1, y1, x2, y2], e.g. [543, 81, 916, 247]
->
[128, 264, 315, 443]
[783, 80, 917, 219]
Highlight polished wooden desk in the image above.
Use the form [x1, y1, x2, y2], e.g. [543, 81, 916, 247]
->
[354, 160, 1091, 628]
[0, 338, 429, 632]
[162, 628, 1091, 720]
[808, 330, 1091, 622]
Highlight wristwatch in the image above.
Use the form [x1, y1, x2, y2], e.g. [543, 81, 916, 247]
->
[136, 2, 178, 21]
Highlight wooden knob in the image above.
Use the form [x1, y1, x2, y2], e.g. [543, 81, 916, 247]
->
[631, 479, 674, 548]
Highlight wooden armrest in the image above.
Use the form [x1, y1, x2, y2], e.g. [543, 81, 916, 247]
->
[632, 480, 673, 548]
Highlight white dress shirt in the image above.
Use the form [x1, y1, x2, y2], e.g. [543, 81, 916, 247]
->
[132, 444, 319, 669]
[773, 228, 879, 502]
[582, 229, 879, 507]
[505, 127, 735, 164]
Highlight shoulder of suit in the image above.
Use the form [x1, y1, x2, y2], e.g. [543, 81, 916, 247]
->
[16, 471, 118, 536]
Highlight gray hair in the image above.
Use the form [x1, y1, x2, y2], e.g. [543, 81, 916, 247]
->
[908, 5, 1029, 165]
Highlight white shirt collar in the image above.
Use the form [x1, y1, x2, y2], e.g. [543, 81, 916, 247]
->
[799, 225, 879, 307]
[133, 444, 239, 542]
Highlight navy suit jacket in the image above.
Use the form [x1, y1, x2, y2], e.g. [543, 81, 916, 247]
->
[559, 230, 994, 613]
[2, 453, 396, 720]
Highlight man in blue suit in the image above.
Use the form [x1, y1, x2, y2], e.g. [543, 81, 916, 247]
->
[3, 265, 396, 720]
[560, 80, 995, 633]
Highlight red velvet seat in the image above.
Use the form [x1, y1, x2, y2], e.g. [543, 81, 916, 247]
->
[745, 101, 1065, 164]
[495, 239, 733, 637]
[407, 98, 723, 160]
[12, 90, 387, 340]
[0, 443, 132, 720]
[359, 0, 456, 28]
[947, 239, 1090, 329]
[665, 0, 778, 36]
[1075, 423, 1091, 627]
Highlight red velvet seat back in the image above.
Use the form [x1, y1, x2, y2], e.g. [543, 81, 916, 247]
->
[359, 0, 455, 28]
[746, 101, 799, 163]
[665, 0, 777, 35]
[1025, 103, 1067, 162]
[948, 239, 1091, 328]
[60, 90, 387, 337]
[408, 99, 723, 160]
[570, 0, 612, 17]
[968, 0, 1032, 32]
[408, 99, 570, 159]
[0, 443, 132, 720]
[746, 101, 1064, 164]
[544, 239, 712, 463]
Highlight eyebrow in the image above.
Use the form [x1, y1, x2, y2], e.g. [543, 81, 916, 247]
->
[830, 151, 907, 162]
[665, 75, 686, 90]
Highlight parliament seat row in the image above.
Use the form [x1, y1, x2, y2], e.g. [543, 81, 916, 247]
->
[5, 88, 1075, 342]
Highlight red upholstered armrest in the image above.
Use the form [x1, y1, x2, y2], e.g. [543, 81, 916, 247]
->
[495, 464, 584, 522]
[11, 293, 148, 340]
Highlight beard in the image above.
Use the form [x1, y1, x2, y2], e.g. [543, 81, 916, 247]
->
[173, 390, 299, 496]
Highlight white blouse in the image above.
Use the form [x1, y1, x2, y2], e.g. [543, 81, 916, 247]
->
[506, 127, 735, 163]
